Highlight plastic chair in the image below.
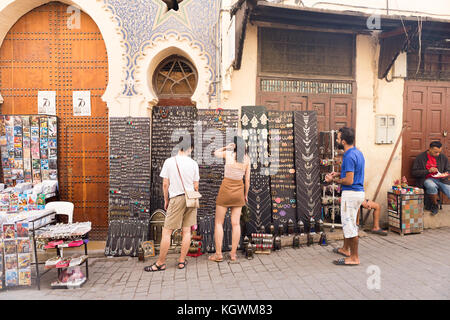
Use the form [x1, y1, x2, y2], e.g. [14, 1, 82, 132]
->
[45, 201, 74, 224]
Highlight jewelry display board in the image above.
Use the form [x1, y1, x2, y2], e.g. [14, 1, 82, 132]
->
[150, 106, 197, 213]
[241, 106, 272, 235]
[0, 115, 58, 187]
[294, 111, 321, 228]
[194, 109, 238, 253]
[109, 118, 151, 220]
[195, 109, 239, 217]
[268, 111, 297, 232]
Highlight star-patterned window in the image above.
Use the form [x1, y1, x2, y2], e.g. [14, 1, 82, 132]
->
[161, 0, 183, 11]
[153, 55, 198, 98]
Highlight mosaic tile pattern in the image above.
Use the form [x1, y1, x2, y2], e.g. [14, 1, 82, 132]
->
[103, 0, 220, 96]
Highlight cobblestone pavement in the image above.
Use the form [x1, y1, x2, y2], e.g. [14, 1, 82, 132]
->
[1, 228, 450, 300]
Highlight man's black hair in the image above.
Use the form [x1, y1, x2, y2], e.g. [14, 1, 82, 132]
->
[179, 136, 194, 152]
[338, 127, 355, 146]
[430, 141, 442, 149]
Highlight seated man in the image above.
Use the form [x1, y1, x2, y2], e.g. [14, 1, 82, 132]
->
[357, 200, 388, 236]
[411, 141, 449, 215]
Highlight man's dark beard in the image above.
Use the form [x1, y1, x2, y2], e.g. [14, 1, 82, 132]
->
[337, 143, 345, 150]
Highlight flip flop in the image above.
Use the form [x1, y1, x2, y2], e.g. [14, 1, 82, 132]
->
[208, 254, 223, 262]
[333, 258, 359, 266]
[177, 261, 187, 269]
[371, 229, 388, 236]
[144, 262, 166, 272]
[332, 248, 350, 257]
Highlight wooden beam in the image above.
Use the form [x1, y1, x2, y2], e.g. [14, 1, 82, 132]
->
[379, 25, 412, 39]
[251, 16, 374, 35]
[252, 20, 370, 35]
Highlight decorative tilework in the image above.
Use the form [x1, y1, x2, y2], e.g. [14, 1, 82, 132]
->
[103, 0, 220, 96]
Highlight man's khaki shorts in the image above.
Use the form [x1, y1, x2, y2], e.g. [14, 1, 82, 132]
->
[164, 195, 197, 230]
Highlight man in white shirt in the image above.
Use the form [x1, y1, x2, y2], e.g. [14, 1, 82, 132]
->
[144, 139, 200, 272]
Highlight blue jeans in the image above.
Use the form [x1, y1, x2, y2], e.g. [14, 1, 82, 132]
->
[423, 178, 450, 198]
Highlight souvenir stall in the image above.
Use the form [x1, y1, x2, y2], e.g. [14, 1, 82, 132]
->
[104, 106, 334, 259]
[0, 115, 90, 289]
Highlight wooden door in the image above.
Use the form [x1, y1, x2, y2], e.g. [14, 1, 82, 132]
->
[403, 82, 450, 190]
[0, 2, 109, 239]
[403, 85, 427, 186]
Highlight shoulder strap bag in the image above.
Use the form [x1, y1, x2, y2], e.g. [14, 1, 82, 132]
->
[175, 158, 202, 208]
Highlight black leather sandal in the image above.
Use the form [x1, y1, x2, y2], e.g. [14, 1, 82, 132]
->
[144, 262, 166, 272]
[177, 261, 187, 269]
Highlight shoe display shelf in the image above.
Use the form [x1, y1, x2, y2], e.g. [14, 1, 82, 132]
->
[44, 234, 89, 289]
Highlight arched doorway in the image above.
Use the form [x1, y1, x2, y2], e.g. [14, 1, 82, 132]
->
[0, 2, 109, 239]
[153, 55, 198, 106]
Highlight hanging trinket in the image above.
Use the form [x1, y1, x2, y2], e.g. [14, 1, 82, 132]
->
[250, 116, 259, 128]
[242, 129, 249, 141]
[260, 113, 268, 126]
[241, 114, 249, 126]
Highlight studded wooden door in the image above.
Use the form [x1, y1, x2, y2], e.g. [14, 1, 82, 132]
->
[0, 2, 109, 239]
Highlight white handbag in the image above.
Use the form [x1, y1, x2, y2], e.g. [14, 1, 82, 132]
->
[175, 158, 201, 208]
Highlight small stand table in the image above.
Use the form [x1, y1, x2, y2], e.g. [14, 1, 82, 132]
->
[387, 191, 424, 236]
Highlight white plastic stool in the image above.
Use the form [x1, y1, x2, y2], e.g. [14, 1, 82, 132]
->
[45, 201, 74, 224]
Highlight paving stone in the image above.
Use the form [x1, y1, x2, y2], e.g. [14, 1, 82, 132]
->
[2, 228, 450, 300]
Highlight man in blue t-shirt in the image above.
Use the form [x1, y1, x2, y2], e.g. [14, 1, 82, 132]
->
[325, 127, 365, 266]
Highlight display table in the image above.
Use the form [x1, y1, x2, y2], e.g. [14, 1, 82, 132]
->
[387, 191, 424, 235]
[0, 209, 56, 289]
[0, 210, 90, 290]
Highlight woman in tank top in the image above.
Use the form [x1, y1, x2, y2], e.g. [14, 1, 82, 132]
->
[209, 136, 250, 262]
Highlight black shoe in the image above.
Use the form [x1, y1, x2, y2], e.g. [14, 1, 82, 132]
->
[431, 204, 439, 215]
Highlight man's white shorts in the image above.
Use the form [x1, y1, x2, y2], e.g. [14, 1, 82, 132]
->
[341, 190, 365, 239]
